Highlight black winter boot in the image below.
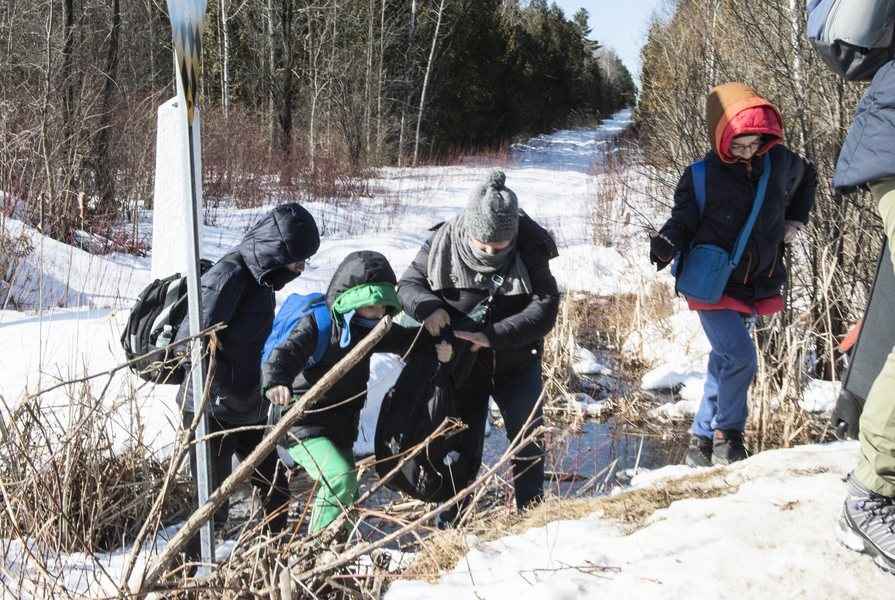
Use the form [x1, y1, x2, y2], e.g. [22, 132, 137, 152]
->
[711, 430, 747, 465]
[685, 435, 713, 467]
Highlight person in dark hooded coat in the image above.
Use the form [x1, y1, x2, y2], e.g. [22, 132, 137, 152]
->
[650, 83, 816, 468]
[176, 203, 320, 543]
[261, 250, 416, 534]
[398, 170, 560, 517]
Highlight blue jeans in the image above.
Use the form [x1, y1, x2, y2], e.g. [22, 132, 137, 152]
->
[691, 310, 758, 439]
[460, 357, 545, 510]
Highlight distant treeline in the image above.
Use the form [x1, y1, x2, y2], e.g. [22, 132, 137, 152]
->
[0, 0, 634, 244]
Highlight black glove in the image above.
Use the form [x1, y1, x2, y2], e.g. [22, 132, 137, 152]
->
[649, 234, 675, 271]
[831, 389, 864, 440]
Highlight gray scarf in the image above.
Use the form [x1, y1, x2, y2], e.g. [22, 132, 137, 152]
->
[427, 215, 532, 295]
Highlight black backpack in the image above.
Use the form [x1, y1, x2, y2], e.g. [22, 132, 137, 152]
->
[374, 338, 486, 503]
[120, 260, 213, 384]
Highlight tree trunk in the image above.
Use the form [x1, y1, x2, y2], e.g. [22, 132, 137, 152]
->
[376, 0, 386, 160]
[221, 0, 230, 119]
[309, 10, 318, 172]
[398, 0, 417, 167]
[413, 0, 445, 166]
[267, 0, 276, 154]
[90, 0, 121, 220]
[327, 2, 338, 151]
[277, 0, 295, 162]
[364, 0, 375, 157]
[61, 0, 75, 131]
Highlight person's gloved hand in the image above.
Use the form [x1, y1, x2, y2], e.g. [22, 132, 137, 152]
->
[784, 220, 805, 244]
[831, 389, 864, 440]
[649, 233, 675, 271]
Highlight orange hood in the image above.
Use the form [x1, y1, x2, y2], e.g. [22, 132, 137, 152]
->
[706, 83, 784, 163]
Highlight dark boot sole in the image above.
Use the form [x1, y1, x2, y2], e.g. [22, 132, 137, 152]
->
[838, 511, 895, 575]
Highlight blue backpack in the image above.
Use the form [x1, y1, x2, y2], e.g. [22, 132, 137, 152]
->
[261, 293, 333, 368]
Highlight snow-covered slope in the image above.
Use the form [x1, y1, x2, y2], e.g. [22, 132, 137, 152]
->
[387, 441, 889, 600]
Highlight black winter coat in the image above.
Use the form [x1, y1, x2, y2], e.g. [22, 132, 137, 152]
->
[178, 204, 320, 424]
[659, 145, 816, 303]
[398, 214, 560, 376]
[261, 251, 415, 450]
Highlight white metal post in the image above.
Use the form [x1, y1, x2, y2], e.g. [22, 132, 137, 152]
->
[165, 0, 214, 571]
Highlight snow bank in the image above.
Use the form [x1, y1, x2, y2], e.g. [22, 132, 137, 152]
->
[388, 441, 892, 599]
[801, 378, 841, 413]
[564, 393, 611, 418]
[550, 245, 655, 295]
[572, 345, 610, 376]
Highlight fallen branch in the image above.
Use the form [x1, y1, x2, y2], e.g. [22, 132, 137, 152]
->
[136, 316, 393, 593]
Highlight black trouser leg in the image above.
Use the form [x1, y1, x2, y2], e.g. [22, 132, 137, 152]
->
[440, 364, 491, 525]
[232, 428, 291, 533]
[493, 360, 545, 511]
[182, 412, 230, 560]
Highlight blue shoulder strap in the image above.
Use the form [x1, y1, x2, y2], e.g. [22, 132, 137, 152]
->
[730, 153, 773, 266]
[308, 301, 332, 367]
[691, 159, 707, 214]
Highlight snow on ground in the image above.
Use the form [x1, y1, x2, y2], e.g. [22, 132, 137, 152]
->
[802, 378, 842, 413]
[387, 441, 891, 600]
[0, 308, 181, 455]
[572, 345, 610, 376]
[564, 393, 611, 419]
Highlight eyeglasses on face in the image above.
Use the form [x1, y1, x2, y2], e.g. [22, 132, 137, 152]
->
[730, 138, 763, 152]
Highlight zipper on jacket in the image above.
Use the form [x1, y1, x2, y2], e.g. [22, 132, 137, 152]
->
[741, 165, 758, 286]
[768, 247, 778, 277]
[742, 251, 753, 284]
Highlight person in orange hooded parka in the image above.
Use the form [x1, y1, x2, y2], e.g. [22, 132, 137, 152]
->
[650, 83, 817, 467]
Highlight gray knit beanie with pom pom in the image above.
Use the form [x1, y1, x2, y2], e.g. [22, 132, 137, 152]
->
[464, 170, 519, 243]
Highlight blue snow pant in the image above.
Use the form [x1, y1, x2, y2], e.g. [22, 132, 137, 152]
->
[691, 310, 758, 439]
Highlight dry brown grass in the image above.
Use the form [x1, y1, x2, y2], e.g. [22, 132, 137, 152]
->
[0, 387, 192, 555]
[541, 293, 582, 416]
[589, 284, 676, 359]
[397, 468, 739, 581]
[399, 529, 470, 582]
[592, 468, 737, 530]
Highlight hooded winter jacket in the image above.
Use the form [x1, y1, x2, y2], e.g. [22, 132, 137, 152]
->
[660, 83, 817, 306]
[261, 250, 414, 450]
[398, 213, 560, 376]
[808, 6, 895, 188]
[834, 59, 895, 191]
[178, 203, 320, 424]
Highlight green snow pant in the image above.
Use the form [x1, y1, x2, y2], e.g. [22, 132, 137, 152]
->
[288, 437, 358, 534]
[856, 177, 895, 497]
